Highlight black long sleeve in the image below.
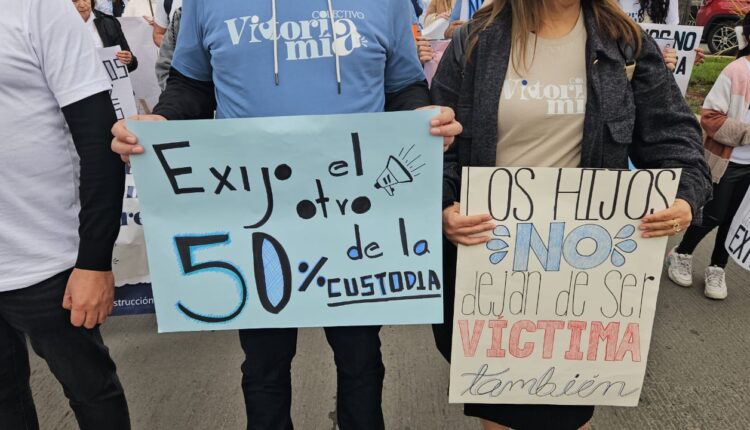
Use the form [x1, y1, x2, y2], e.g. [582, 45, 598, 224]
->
[385, 79, 431, 112]
[61, 91, 125, 271]
[153, 67, 216, 120]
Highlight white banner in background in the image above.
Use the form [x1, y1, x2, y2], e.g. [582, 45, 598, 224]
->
[98, 46, 138, 120]
[726, 188, 750, 271]
[118, 17, 161, 115]
[98, 32, 157, 290]
[640, 24, 704, 96]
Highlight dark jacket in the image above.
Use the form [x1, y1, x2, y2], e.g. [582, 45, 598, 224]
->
[432, 4, 712, 218]
[93, 10, 138, 72]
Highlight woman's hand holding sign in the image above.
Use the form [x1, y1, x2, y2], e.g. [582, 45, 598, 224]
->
[639, 198, 693, 238]
[443, 203, 495, 246]
[419, 106, 463, 152]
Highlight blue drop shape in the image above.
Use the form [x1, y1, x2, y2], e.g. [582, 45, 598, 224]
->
[262, 239, 284, 307]
[489, 251, 507, 265]
[611, 250, 626, 267]
[616, 239, 637, 253]
[493, 225, 510, 237]
[347, 247, 361, 260]
[487, 239, 508, 251]
[414, 241, 428, 255]
[616, 224, 635, 239]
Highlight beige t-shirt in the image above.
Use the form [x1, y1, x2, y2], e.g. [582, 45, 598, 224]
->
[496, 11, 587, 168]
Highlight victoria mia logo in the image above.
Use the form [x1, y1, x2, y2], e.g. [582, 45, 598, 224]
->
[503, 78, 586, 116]
[224, 10, 366, 61]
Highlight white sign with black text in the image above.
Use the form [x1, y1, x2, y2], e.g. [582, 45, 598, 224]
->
[640, 24, 704, 96]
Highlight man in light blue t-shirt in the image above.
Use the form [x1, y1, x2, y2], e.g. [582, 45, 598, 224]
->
[111, 0, 461, 428]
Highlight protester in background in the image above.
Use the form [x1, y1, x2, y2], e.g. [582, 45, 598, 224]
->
[618, 0, 705, 66]
[110, 1, 461, 429]
[432, 0, 712, 428]
[155, 7, 181, 90]
[95, 0, 126, 17]
[619, 0, 678, 24]
[0, 0, 128, 428]
[666, 14, 750, 300]
[445, 0, 491, 38]
[424, 0, 455, 27]
[74, 0, 139, 72]
[152, 0, 181, 47]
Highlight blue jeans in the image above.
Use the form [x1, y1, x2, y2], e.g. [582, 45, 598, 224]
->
[239, 326, 385, 430]
[0, 270, 130, 430]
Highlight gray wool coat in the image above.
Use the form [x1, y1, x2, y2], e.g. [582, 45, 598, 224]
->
[432, 4, 712, 219]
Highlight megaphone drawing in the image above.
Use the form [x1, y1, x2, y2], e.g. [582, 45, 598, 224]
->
[374, 156, 413, 196]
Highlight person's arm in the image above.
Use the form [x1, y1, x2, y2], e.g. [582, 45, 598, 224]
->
[153, 67, 216, 120]
[385, 80, 431, 111]
[114, 19, 138, 72]
[430, 35, 464, 209]
[629, 35, 712, 219]
[153, 24, 166, 47]
[61, 91, 125, 270]
[700, 72, 750, 147]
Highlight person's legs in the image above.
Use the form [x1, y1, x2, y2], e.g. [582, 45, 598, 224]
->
[239, 328, 297, 430]
[0, 270, 129, 430]
[324, 325, 385, 430]
[675, 224, 715, 255]
[0, 314, 39, 430]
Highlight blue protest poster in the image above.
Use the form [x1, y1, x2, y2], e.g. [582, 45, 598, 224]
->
[128, 111, 443, 332]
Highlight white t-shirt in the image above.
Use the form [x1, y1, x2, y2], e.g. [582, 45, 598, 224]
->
[86, 15, 105, 48]
[154, 0, 182, 28]
[0, 0, 111, 292]
[619, 0, 679, 25]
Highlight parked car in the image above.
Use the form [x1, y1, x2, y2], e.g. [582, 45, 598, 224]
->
[697, 0, 750, 54]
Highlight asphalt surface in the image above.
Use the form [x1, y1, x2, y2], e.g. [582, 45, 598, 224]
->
[28, 233, 750, 429]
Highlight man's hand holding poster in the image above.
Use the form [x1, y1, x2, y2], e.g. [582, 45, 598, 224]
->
[128, 111, 443, 332]
[449, 167, 680, 406]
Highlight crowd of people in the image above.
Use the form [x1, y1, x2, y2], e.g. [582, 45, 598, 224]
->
[0, 0, 747, 429]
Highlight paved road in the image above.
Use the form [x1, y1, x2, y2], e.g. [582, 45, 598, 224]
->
[29, 234, 750, 429]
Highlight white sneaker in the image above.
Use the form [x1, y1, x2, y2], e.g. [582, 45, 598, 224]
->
[666, 246, 693, 287]
[704, 266, 728, 300]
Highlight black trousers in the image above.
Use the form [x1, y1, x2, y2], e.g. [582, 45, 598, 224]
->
[239, 326, 385, 430]
[0, 270, 130, 430]
[677, 162, 750, 267]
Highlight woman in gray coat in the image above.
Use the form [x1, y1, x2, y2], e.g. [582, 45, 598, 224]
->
[431, 0, 712, 429]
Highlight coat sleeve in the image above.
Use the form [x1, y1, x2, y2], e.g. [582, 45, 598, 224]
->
[430, 37, 464, 210]
[114, 18, 138, 72]
[628, 34, 712, 219]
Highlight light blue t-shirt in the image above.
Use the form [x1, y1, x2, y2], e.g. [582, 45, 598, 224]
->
[173, 0, 425, 118]
[449, 0, 483, 21]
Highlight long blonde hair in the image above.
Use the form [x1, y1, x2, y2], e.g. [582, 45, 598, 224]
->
[467, 0, 642, 73]
[426, 0, 456, 17]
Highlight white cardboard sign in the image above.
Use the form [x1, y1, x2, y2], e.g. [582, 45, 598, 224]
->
[726, 188, 750, 271]
[98, 46, 138, 120]
[449, 167, 680, 406]
[640, 24, 704, 96]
